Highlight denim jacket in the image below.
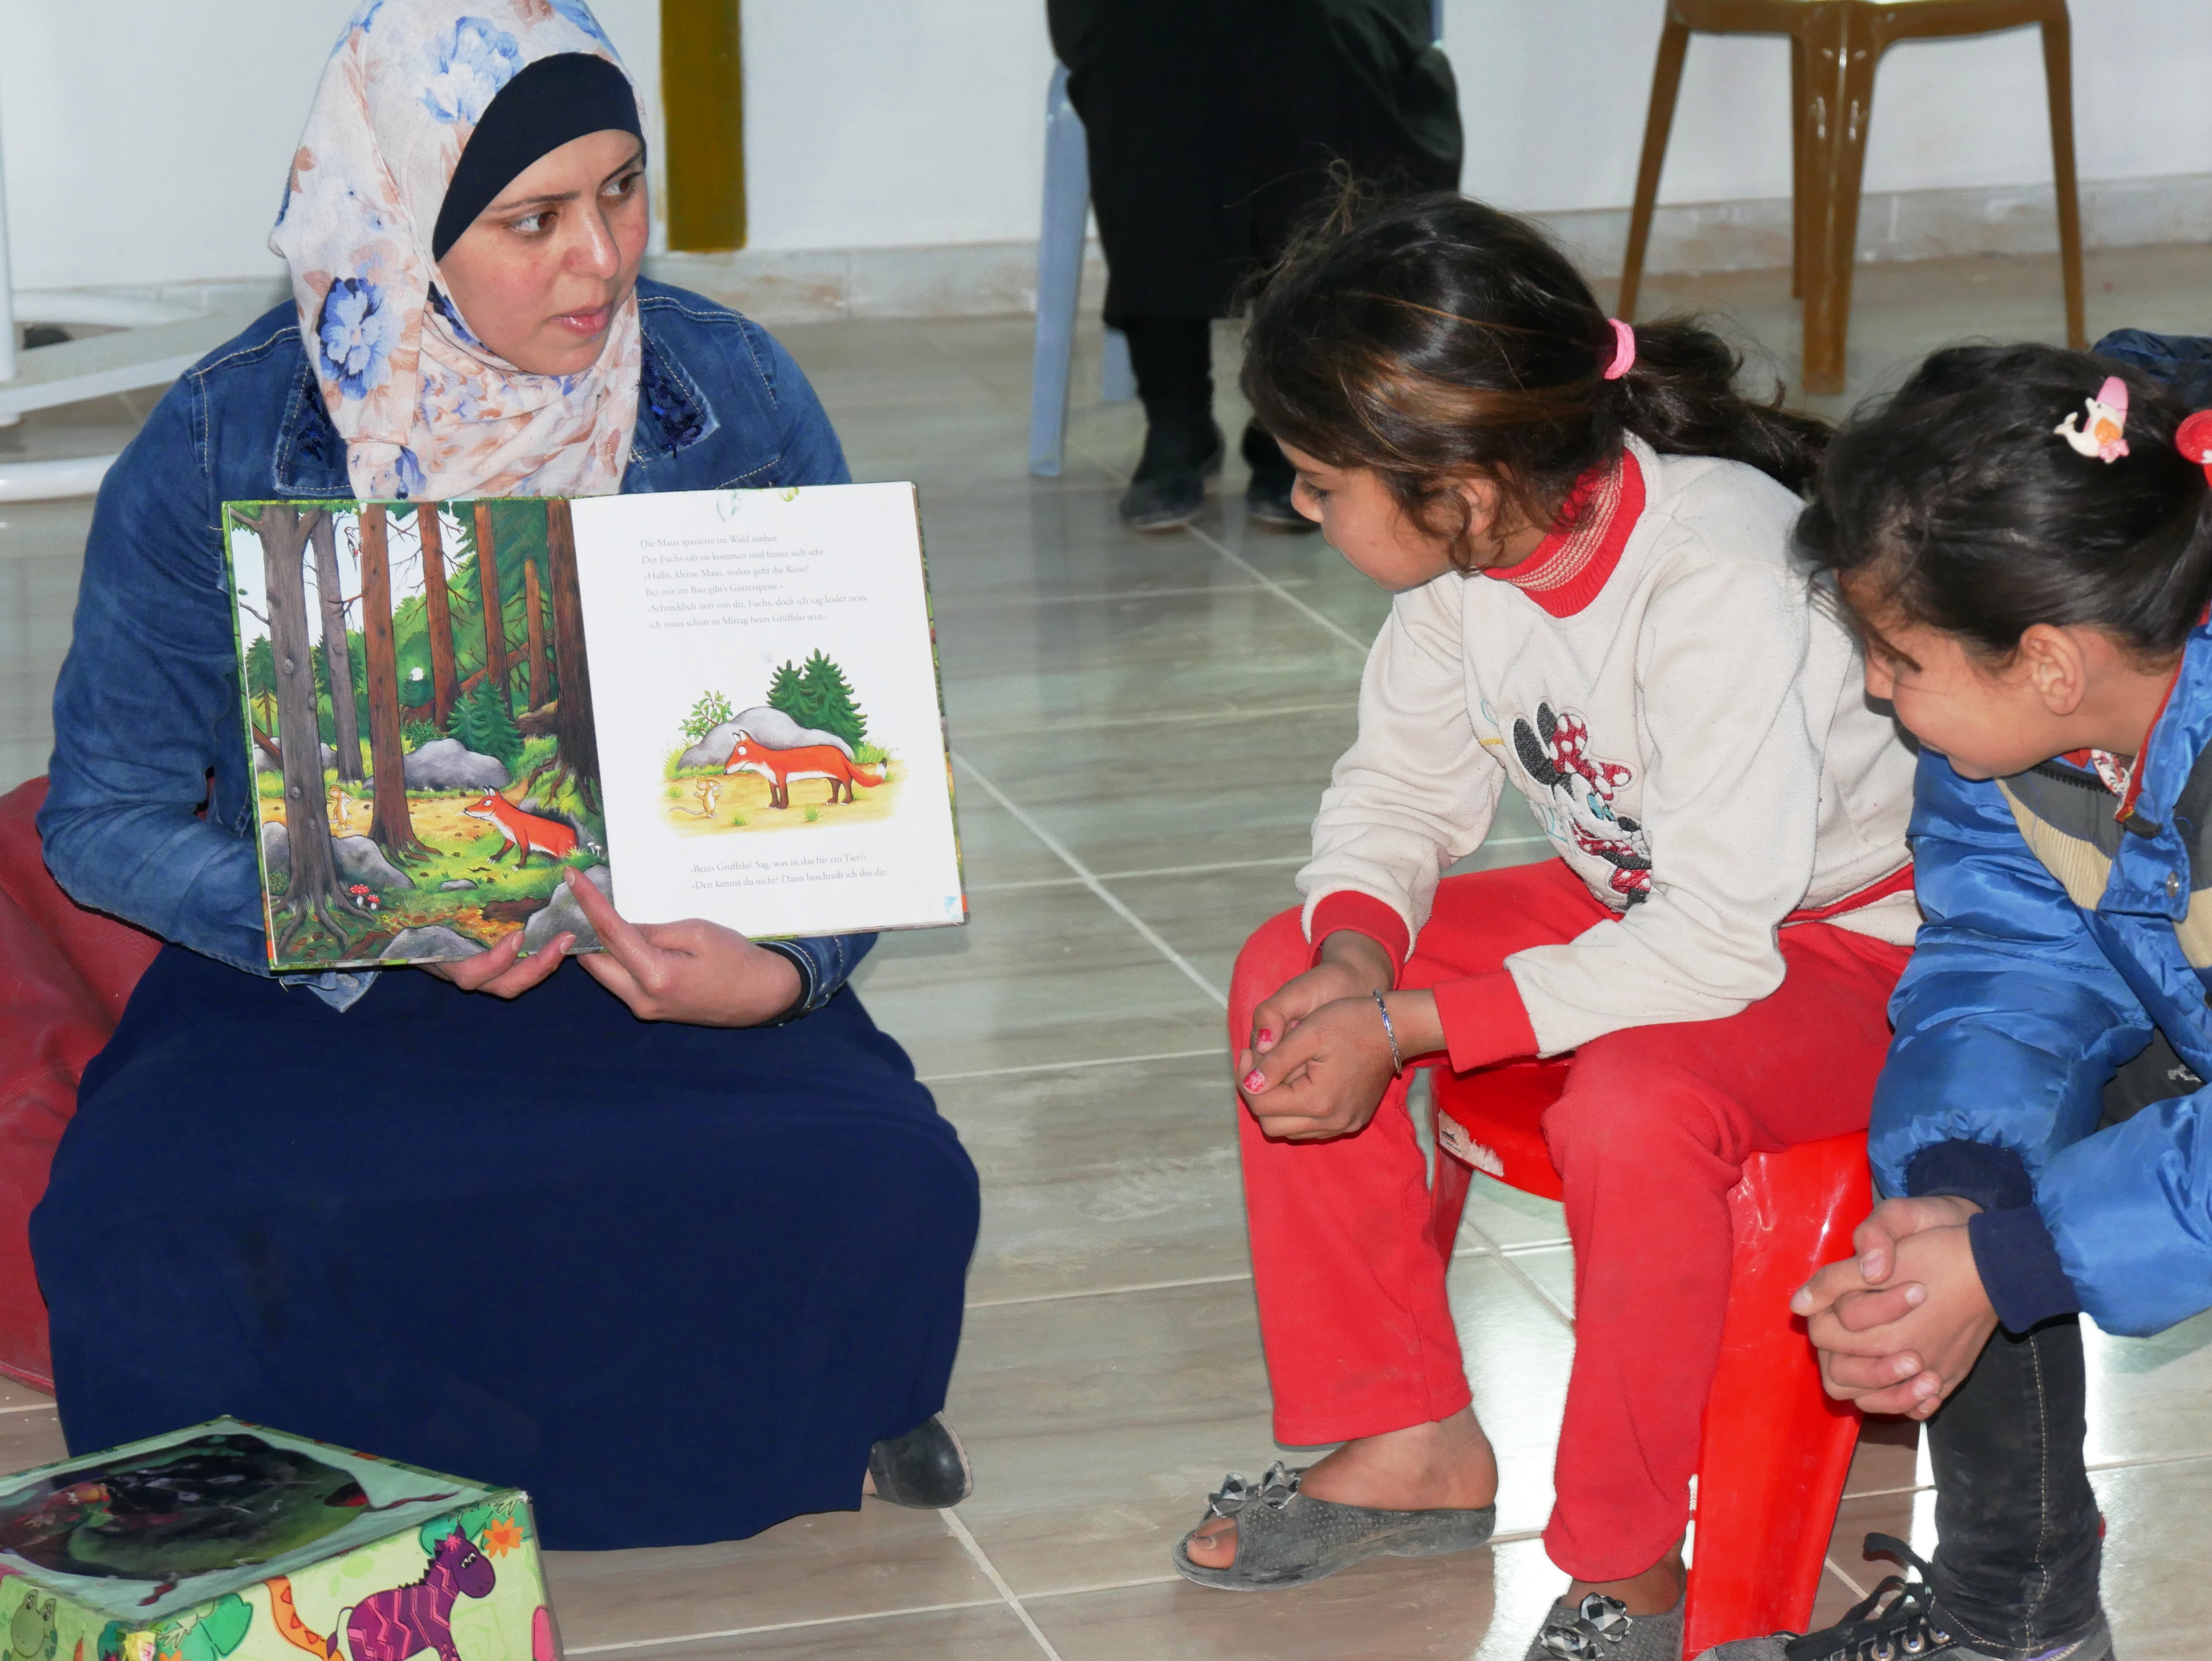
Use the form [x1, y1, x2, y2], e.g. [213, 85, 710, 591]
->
[39, 279, 873, 1016]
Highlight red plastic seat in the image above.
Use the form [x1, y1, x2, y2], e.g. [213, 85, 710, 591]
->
[1429, 1056, 1865, 1656]
[0, 777, 161, 1392]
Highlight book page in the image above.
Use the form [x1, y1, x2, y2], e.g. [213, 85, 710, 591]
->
[569, 483, 965, 936]
[224, 499, 613, 971]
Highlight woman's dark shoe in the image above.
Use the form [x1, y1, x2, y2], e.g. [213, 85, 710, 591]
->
[1119, 418, 1223, 532]
[866, 1413, 974, 1509]
[1242, 424, 1317, 532]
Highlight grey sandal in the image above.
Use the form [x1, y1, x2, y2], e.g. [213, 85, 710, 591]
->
[1527, 1593, 1683, 1660]
[1170, 1461, 1497, 1591]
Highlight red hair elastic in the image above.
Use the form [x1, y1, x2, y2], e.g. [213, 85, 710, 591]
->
[2177, 409, 2212, 482]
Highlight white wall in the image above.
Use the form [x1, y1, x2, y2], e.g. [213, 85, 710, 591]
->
[739, 0, 1052, 251]
[739, 0, 2212, 252]
[6, 0, 2212, 290]
[0, 0, 664, 292]
[1453, 0, 2212, 213]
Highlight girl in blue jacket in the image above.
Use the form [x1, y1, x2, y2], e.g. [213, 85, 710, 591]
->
[1703, 342, 2212, 1661]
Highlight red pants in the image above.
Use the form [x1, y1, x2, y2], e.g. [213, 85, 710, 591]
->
[1232, 860, 1909, 1580]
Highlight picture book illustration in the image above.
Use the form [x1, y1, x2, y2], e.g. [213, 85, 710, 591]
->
[225, 483, 964, 971]
[0, 1433, 377, 1582]
[226, 500, 608, 972]
[569, 483, 962, 934]
[661, 651, 899, 834]
[0, 1420, 550, 1661]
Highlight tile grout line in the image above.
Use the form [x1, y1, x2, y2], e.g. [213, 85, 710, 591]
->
[953, 751, 1228, 1009]
[957, 698, 1359, 741]
[1824, 1555, 1871, 1601]
[1455, 1214, 1577, 1330]
[1182, 521, 1374, 655]
[968, 1270, 1252, 1310]
[564, 1599, 1006, 1653]
[947, 578, 1316, 608]
[966, 1239, 1570, 1313]
[919, 1046, 1222, 1084]
[969, 837, 1553, 896]
[1838, 1444, 2212, 1507]
[941, 1507, 1071, 1661]
[1059, 428, 1372, 656]
[972, 855, 1309, 894]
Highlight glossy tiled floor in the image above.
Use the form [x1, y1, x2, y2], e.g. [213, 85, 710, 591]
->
[8, 242, 2212, 1657]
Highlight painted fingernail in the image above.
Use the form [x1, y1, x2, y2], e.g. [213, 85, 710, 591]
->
[1244, 1070, 1267, 1092]
[1257, 1028, 1275, 1045]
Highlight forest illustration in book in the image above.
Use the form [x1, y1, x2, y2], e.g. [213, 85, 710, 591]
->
[227, 498, 608, 968]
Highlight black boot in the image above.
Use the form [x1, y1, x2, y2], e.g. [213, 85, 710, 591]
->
[1122, 415, 1224, 531]
[1242, 423, 1317, 531]
[1115, 316, 1221, 532]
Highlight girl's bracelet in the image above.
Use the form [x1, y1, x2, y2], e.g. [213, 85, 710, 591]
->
[1371, 989, 1405, 1075]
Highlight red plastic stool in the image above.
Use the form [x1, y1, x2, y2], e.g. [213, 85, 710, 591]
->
[1429, 1056, 1866, 1656]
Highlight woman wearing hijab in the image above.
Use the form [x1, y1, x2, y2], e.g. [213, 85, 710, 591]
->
[31, 0, 979, 1550]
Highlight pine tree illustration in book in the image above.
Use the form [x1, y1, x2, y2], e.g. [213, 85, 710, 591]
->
[224, 483, 964, 971]
[0, 1419, 555, 1661]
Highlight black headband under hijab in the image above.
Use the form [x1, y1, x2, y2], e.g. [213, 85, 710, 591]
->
[431, 53, 643, 260]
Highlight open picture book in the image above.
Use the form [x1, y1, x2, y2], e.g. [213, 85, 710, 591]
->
[223, 482, 964, 972]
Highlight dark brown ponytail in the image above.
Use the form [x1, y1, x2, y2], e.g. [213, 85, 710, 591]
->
[1239, 189, 1828, 565]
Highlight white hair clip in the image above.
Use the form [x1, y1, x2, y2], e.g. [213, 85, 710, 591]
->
[2055, 376, 2131, 462]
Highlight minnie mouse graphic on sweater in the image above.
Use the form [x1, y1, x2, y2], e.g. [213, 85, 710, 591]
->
[1511, 701, 1652, 904]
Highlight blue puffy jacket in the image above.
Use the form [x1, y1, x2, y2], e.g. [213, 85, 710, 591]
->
[1877, 640, 2212, 1338]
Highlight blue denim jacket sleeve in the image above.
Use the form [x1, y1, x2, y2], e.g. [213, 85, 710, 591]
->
[37, 376, 273, 975]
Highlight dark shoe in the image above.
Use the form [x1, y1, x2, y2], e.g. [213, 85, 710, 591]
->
[866, 1414, 974, 1509]
[1694, 1533, 2115, 1661]
[1170, 1462, 1496, 1592]
[1119, 418, 1223, 532]
[1529, 1593, 1683, 1660]
[1242, 424, 1317, 532]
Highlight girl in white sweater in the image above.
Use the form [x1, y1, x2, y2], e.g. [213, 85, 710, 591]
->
[1175, 195, 1916, 1661]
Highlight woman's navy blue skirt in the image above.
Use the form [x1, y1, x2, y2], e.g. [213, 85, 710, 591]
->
[30, 946, 978, 1550]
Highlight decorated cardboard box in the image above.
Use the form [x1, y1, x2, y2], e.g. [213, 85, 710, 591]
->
[0, 1420, 554, 1661]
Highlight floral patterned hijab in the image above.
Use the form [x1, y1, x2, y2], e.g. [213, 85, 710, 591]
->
[271, 0, 643, 501]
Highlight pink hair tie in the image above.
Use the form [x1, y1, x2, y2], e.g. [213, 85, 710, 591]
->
[1603, 318, 1636, 381]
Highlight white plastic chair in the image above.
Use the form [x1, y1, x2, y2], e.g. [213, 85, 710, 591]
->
[1027, 64, 1133, 479]
[1028, 1, 1447, 478]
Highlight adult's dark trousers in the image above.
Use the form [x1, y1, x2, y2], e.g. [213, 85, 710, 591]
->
[1924, 1316, 2103, 1657]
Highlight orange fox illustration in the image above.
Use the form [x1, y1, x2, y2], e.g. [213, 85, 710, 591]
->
[461, 790, 582, 866]
[723, 732, 885, 808]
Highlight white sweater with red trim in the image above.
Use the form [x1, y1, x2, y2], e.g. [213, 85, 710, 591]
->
[1301, 435, 1917, 1070]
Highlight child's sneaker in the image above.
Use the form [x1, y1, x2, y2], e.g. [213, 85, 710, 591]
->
[1695, 1533, 2113, 1661]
